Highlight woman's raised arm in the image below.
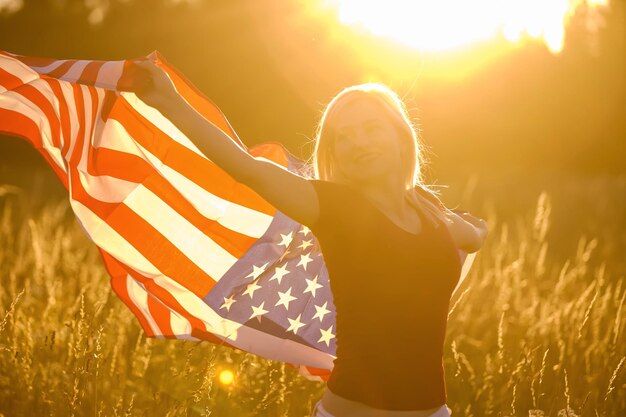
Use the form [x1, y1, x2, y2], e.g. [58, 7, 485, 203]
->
[129, 60, 319, 228]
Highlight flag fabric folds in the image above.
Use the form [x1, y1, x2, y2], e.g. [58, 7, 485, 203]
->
[0, 50, 476, 381]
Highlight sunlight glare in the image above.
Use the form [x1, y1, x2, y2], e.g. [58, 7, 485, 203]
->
[325, 0, 610, 53]
[218, 369, 234, 385]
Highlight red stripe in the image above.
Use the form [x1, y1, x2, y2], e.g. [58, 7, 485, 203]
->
[160, 58, 242, 147]
[45, 78, 73, 158]
[11, 81, 63, 150]
[85, 147, 153, 182]
[0, 108, 69, 188]
[0, 66, 28, 91]
[126, 268, 211, 337]
[147, 294, 173, 336]
[125, 266, 229, 343]
[100, 89, 117, 124]
[85, 83, 100, 170]
[103, 251, 157, 337]
[47, 60, 76, 78]
[142, 172, 256, 258]
[10, 54, 60, 69]
[79, 61, 105, 86]
[103, 248, 220, 342]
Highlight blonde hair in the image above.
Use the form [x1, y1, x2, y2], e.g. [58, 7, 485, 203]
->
[308, 83, 454, 226]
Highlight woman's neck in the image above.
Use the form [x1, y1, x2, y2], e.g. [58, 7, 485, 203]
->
[353, 175, 409, 216]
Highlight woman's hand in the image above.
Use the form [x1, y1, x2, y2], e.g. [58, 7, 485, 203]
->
[129, 59, 180, 111]
[457, 211, 489, 240]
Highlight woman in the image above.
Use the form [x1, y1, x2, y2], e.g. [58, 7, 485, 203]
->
[131, 59, 488, 417]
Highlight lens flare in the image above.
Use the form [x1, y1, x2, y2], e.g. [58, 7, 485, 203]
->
[218, 369, 234, 385]
[324, 0, 610, 53]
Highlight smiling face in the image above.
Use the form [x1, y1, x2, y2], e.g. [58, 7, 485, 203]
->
[329, 98, 405, 187]
[313, 83, 423, 190]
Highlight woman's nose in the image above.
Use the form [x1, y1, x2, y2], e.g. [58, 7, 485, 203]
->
[348, 130, 371, 148]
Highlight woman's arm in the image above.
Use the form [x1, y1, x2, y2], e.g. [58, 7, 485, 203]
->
[129, 59, 319, 227]
[412, 187, 488, 253]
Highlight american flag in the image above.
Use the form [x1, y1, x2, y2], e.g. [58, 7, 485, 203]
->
[0, 50, 475, 381]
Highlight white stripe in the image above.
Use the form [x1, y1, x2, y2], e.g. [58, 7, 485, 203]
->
[120, 90, 213, 157]
[233, 320, 335, 368]
[95, 60, 124, 91]
[60, 60, 91, 84]
[98, 117, 145, 156]
[28, 59, 68, 75]
[152, 275, 242, 337]
[125, 185, 238, 281]
[77, 170, 140, 203]
[159, 163, 273, 238]
[91, 87, 107, 152]
[70, 199, 163, 279]
[169, 309, 198, 340]
[58, 80, 79, 160]
[98, 118, 273, 238]
[0, 87, 67, 173]
[0, 54, 38, 85]
[125, 275, 162, 337]
[76, 84, 94, 174]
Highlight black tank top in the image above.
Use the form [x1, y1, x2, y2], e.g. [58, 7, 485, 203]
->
[307, 179, 462, 410]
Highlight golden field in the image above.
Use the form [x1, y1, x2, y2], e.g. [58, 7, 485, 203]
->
[0, 172, 624, 417]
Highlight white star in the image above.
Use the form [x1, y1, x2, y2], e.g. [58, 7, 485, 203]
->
[312, 301, 331, 322]
[249, 301, 268, 320]
[277, 232, 294, 248]
[243, 280, 262, 299]
[269, 264, 290, 284]
[287, 313, 306, 335]
[298, 239, 313, 251]
[297, 252, 314, 271]
[298, 225, 310, 236]
[318, 325, 335, 347]
[275, 287, 298, 311]
[303, 275, 323, 298]
[220, 295, 236, 311]
[245, 262, 269, 280]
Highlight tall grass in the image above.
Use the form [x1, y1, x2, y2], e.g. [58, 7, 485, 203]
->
[0, 174, 624, 417]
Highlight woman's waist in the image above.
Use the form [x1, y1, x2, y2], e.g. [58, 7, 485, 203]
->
[321, 388, 446, 417]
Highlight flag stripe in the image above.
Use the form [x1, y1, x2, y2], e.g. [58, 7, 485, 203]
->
[0, 93, 67, 174]
[0, 108, 69, 187]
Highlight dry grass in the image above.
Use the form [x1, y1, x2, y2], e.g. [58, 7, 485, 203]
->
[0, 174, 624, 416]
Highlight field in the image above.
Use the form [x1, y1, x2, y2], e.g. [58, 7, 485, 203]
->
[0, 170, 624, 417]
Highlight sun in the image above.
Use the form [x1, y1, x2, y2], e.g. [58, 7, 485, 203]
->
[323, 0, 610, 53]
